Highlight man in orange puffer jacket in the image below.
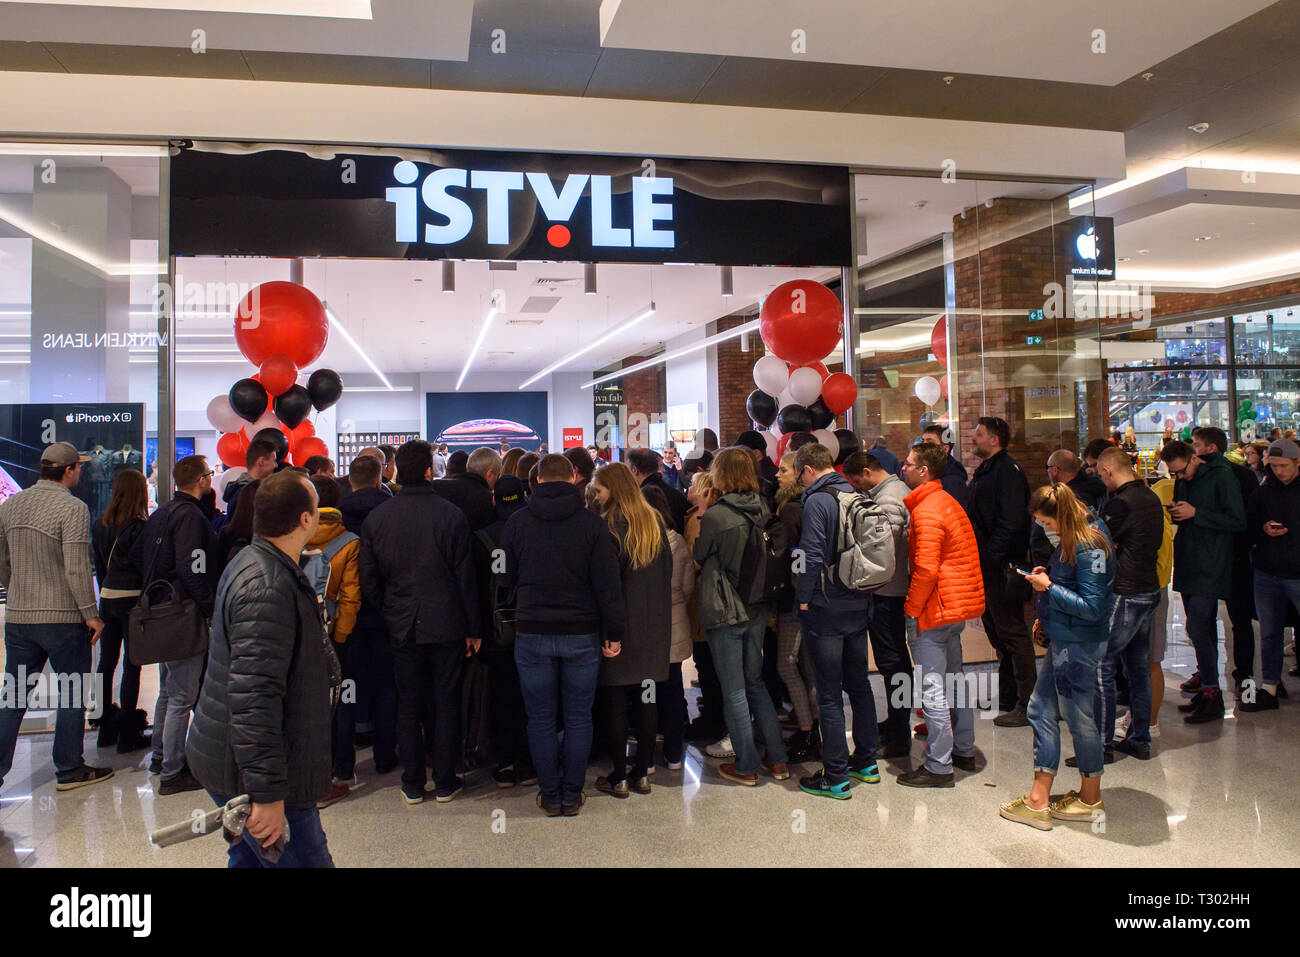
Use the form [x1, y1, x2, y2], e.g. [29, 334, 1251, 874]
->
[898, 443, 986, 788]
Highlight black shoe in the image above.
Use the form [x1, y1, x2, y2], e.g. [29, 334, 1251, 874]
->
[561, 792, 586, 816]
[516, 763, 538, 787]
[1238, 688, 1279, 712]
[1276, 681, 1288, 699]
[148, 755, 162, 774]
[95, 702, 120, 749]
[1114, 739, 1151, 760]
[897, 766, 954, 789]
[1177, 689, 1205, 713]
[435, 777, 464, 803]
[354, 731, 375, 748]
[535, 791, 562, 817]
[879, 739, 912, 759]
[116, 709, 152, 753]
[493, 766, 518, 788]
[1185, 688, 1225, 724]
[1180, 673, 1202, 693]
[993, 708, 1029, 727]
[952, 753, 977, 772]
[785, 729, 816, 763]
[55, 764, 113, 791]
[1065, 749, 1115, 768]
[684, 719, 723, 743]
[158, 766, 203, 795]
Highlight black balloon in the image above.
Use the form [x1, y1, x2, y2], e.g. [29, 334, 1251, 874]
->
[807, 397, 835, 431]
[776, 404, 813, 435]
[745, 389, 777, 428]
[832, 428, 860, 465]
[229, 378, 269, 423]
[273, 384, 312, 430]
[253, 426, 289, 463]
[307, 368, 343, 412]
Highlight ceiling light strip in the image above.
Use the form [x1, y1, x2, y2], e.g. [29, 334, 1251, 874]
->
[518, 302, 656, 389]
[323, 302, 392, 391]
[456, 298, 502, 391]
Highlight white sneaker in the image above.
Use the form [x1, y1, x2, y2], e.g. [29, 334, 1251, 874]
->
[705, 735, 735, 759]
[1113, 712, 1132, 741]
[1149, 723, 1161, 739]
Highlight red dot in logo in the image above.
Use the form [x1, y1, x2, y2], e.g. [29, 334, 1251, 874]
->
[547, 224, 571, 247]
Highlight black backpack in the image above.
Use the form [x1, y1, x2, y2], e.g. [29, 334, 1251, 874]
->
[718, 500, 789, 606]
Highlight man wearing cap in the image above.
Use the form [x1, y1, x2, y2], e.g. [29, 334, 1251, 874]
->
[1242, 437, 1300, 712]
[0, 443, 113, 793]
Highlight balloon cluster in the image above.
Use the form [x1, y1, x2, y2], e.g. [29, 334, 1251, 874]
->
[204, 281, 345, 469]
[745, 280, 860, 464]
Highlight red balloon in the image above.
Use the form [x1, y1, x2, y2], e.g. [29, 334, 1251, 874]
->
[939, 375, 949, 399]
[216, 432, 245, 469]
[794, 360, 830, 380]
[293, 436, 330, 467]
[931, 317, 949, 369]
[776, 432, 792, 462]
[237, 428, 250, 452]
[821, 372, 858, 415]
[234, 281, 329, 368]
[292, 419, 316, 444]
[260, 354, 299, 397]
[759, 280, 842, 364]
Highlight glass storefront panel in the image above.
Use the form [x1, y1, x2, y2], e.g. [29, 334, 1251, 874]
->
[1234, 310, 1300, 365]
[0, 146, 166, 518]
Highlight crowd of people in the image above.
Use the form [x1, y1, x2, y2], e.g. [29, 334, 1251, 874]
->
[0, 412, 1296, 865]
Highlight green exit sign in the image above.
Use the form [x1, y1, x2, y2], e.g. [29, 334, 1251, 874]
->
[1026, 335, 1043, 345]
[1028, 309, 1044, 322]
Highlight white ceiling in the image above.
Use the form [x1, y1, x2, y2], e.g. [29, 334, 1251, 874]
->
[598, 0, 1276, 85]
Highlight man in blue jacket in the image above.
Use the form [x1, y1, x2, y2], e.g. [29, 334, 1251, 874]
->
[794, 442, 879, 800]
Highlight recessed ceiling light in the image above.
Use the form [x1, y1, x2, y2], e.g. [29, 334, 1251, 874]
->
[1118, 256, 1132, 262]
[1188, 122, 1210, 134]
[1138, 249, 1150, 255]
[1193, 235, 1213, 241]
[1141, 72, 1154, 81]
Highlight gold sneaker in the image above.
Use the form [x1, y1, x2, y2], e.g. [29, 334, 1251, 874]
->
[1050, 790, 1105, 824]
[999, 795, 1053, 831]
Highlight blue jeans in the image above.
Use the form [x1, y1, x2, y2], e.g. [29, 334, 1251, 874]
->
[907, 621, 973, 774]
[1028, 639, 1106, 778]
[515, 633, 601, 806]
[706, 615, 787, 775]
[1181, 593, 1222, 689]
[152, 652, 205, 778]
[1254, 570, 1300, 686]
[1099, 591, 1159, 749]
[208, 791, 334, 868]
[801, 604, 877, 784]
[0, 622, 92, 786]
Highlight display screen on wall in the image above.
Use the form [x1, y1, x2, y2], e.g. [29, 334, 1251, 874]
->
[0, 403, 144, 519]
[171, 147, 853, 267]
[426, 392, 548, 452]
[145, 437, 195, 476]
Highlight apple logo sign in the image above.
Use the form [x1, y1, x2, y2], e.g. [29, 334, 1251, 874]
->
[64, 413, 75, 423]
[1076, 226, 1098, 260]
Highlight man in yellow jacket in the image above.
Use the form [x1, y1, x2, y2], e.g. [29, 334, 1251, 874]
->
[307, 475, 362, 808]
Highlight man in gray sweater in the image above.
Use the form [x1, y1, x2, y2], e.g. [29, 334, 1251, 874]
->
[845, 450, 915, 757]
[0, 443, 112, 792]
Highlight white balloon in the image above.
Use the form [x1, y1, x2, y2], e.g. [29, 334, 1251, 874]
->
[763, 430, 780, 464]
[776, 387, 796, 411]
[752, 354, 790, 397]
[813, 428, 839, 461]
[769, 420, 783, 440]
[915, 375, 941, 407]
[788, 366, 822, 406]
[214, 465, 246, 501]
[206, 394, 244, 433]
[252, 409, 280, 434]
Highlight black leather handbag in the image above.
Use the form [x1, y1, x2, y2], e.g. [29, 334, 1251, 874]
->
[128, 580, 210, 666]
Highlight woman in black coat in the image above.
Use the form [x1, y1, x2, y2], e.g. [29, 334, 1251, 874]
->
[590, 463, 672, 797]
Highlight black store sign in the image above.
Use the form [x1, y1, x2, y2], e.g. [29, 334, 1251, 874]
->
[171, 147, 853, 268]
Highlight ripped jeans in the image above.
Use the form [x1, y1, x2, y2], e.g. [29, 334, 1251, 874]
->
[1027, 638, 1107, 778]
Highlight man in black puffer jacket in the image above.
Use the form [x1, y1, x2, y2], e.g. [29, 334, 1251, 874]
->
[360, 440, 479, 806]
[187, 470, 335, 867]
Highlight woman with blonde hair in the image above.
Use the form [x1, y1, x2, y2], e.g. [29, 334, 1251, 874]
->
[501, 447, 525, 480]
[774, 452, 818, 761]
[590, 462, 672, 797]
[1000, 483, 1116, 832]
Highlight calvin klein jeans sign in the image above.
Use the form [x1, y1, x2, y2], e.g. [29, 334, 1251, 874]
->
[170, 147, 852, 267]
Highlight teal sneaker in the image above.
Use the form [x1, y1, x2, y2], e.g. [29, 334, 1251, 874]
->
[798, 769, 852, 800]
[848, 760, 880, 784]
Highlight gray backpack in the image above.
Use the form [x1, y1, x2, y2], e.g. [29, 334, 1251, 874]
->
[815, 487, 896, 593]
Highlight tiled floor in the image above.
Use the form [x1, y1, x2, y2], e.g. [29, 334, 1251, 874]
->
[0, 595, 1295, 868]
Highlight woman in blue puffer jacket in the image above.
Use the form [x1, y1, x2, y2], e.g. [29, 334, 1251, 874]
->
[999, 483, 1115, 832]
